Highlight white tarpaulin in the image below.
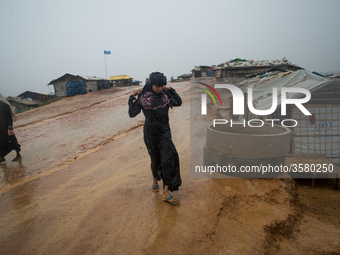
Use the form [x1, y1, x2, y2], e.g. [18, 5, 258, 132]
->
[251, 69, 328, 108]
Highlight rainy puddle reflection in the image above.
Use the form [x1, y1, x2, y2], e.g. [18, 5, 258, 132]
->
[0, 156, 27, 187]
[9, 174, 37, 212]
[144, 193, 180, 253]
[0, 156, 38, 247]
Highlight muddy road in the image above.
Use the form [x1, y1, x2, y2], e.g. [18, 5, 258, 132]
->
[0, 82, 339, 254]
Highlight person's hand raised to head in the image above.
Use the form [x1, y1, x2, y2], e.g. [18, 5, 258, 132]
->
[163, 85, 172, 92]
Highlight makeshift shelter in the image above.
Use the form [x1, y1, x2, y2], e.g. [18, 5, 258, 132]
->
[243, 70, 340, 163]
[132, 80, 141, 86]
[109, 75, 133, 86]
[214, 58, 302, 81]
[177, 73, 192, 80]
[6, 97, 41, 113]
[17, 91, 53, 103]
[48, 73, 109, 97]
[192, 66, 214, 78]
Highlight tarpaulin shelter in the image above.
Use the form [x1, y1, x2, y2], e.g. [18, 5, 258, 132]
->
[48, 73, 109, 97]
[241, 69, 340, 163]
[213, 58, 302, 80]
[191, 66, 214, 78]
[109, 75, 134, 86]
[6, 97, 42, 113]
[17, 91, 53, 103]
[177, 73, 192, 80]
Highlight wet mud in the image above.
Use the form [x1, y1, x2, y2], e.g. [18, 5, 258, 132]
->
[0, 82, 339, 254]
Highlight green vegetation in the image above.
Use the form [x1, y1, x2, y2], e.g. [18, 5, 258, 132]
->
[19, 97, 60, 113]
[41, 97, 60, 106]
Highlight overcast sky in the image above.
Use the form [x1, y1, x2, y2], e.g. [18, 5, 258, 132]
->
[1, 0, 340, 97]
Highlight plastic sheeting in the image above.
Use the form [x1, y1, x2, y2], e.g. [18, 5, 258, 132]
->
[206, 68, 213, 77]
[98, 80, 109, 90]
[292, 106, 340, 163]
[251, 70, 328, 110]
[246, 70, 339, 163]
[109, 75, 132, 81]
[66, 80, 87, 97]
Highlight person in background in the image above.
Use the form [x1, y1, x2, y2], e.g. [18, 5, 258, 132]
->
[0, 93, 21, 162]
[128, 72, 182, 204]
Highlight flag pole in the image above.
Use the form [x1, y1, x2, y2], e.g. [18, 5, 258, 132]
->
[104, 50, 111, 80]
[104, 53, 107, 80]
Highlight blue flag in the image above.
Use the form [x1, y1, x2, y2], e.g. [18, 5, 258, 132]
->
[104, 50, 111, 55]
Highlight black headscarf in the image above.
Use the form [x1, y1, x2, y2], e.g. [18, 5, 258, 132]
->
[141, 72, 167, 93]
[137, 72, 170, 109]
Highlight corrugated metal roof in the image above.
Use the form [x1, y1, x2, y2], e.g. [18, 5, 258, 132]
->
[109, 75, 133, 81]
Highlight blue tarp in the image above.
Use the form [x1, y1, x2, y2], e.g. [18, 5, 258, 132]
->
[98, 80, 109, 90]
[66, 79, 87, 97]
[312, 71, 325, 77]
[206, 69, 213, 77]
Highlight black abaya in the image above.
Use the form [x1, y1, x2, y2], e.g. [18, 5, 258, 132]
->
[0, 102, 21, 158]
[128, 88, 182, 191]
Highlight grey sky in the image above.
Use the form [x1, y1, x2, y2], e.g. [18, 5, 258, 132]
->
[1, 0, 340, 97]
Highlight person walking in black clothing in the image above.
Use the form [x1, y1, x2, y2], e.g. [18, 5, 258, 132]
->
[0, 93, 21, 162]
[128, 72, 182, 203]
